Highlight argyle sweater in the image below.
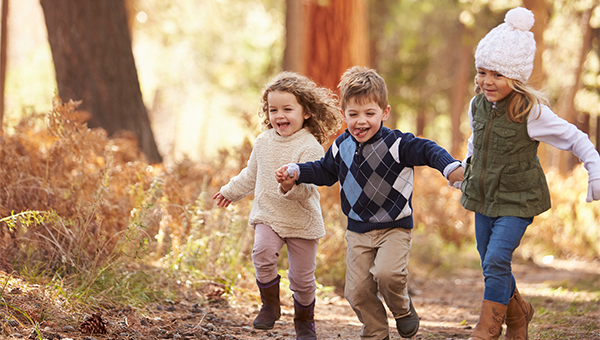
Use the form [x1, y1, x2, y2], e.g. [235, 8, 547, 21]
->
[296, 126, 458, 233]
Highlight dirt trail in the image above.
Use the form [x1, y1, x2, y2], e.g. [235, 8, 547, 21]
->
[230, 258, 600, 340]
[1, 258, 598, 340]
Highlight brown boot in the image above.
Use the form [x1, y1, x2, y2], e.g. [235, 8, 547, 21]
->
[253, 275, 281, 330]
[505, 288, 534, 340]
[293, 297, 316, 340]
[469, 300, 507, 340]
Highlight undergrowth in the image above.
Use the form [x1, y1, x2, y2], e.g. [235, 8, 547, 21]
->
[0, 96, 598, 311]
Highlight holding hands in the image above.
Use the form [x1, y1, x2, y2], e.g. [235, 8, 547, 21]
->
[448, 166, 465, 190]
[275, 164, 299, 193]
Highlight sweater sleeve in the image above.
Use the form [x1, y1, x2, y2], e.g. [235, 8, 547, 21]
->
[297, 141, 340, 187]
[399, 132, 458, 175]
[528, 105, 600, 181]
[219, 144, 258, 202]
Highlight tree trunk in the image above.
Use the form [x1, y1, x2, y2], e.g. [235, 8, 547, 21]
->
[523, 0, 549, 90]
[448, 25, 473, 158]
[301, 0, 369, 143]
[0, 0, 7, 132]
[302, 0, 369, 91]
[283, 0, 305, 73]
[40, 0, 162, 163]
[555, 6, 595, 174]
[523, 0, 550, 168]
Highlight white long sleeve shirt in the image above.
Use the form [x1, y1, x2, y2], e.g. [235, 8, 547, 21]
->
[465, 98, 600, 182]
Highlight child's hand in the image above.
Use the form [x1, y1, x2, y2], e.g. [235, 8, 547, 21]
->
[213, 192, 232, 208]
[275, 165, 298, 193]
[448, 166, 465, 189]
[275, 166, 290, 183]
[587, 179, 600, 202]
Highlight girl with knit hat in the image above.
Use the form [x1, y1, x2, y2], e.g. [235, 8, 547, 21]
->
[213, 72, 342, 340]
[460, 7, 600, 340]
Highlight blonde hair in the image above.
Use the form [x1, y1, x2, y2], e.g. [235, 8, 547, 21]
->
[259, 72, 342, 145]
[338, 66, 388, 112]
[475, 78, 549, 123]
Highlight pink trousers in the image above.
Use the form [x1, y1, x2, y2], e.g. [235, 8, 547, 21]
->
[252, 223, 319, 306]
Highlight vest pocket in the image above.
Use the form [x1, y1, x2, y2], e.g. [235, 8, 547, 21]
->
[497, 167, 542, 205]
[472, 121, 486, 148]
[492, 126, 517, 152]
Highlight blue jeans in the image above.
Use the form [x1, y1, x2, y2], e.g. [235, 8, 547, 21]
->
[475, 213, 533, 305]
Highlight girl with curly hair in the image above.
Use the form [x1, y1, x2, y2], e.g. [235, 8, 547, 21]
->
[214, 71, 342, 340]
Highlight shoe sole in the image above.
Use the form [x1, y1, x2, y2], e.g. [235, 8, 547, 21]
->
[253, 323, 275, 330]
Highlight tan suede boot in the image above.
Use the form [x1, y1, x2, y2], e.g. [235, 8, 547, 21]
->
[468, 300, 507, 340]
[505, 288, 534, 340]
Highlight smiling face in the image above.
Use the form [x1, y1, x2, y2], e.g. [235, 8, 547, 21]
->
[343, 97, 390, 143]
[268, 90, 310, 137]
[476, 68, 513, 103]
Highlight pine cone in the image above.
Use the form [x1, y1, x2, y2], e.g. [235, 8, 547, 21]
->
[79, 313, 107, 334]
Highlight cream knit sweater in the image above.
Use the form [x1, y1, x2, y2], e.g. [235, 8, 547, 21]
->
[219, 128, 325, 239]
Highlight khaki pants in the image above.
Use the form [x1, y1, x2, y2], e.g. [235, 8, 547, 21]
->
[344, 227, 412, 339]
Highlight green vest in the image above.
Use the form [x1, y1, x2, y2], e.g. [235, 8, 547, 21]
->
[460, 94, 551, 217]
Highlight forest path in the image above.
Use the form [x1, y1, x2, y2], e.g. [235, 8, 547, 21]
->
[1, 258, 598, 340]
[233, 258, 600, 340]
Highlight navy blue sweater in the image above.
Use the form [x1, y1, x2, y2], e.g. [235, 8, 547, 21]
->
[297, 126, 457, 233]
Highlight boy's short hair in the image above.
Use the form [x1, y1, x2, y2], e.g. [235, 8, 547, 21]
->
[338, 66, 388, 112]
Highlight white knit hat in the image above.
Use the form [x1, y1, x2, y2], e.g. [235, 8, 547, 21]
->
[475, 7, 536, 83]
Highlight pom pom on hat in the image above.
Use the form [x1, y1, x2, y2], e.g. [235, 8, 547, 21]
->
[504, 7, 535, 31]
[475, 7, 536, 83]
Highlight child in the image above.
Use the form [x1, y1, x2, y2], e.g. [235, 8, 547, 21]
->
[461, 7, 600, 340]
[276, 66, 464, 340]
[213, 71, 342, 340]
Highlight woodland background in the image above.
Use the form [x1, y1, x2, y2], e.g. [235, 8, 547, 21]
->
[0, 0, 598, 327]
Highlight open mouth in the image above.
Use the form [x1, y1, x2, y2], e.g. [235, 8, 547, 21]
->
[354, 127, 369, 138]
[277, 122, 290, 129]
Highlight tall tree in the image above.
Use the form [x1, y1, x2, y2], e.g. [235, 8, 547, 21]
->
[554, 5, 597, 173]
[523, 0, 549, 90]
[283, 0, 369, 90]
[283, 0, 369, 143]
[448, 24, 474, 157]
[302, 0, 369, 91]
[0, 0, 8, 131]
[40, 0, 162, 163]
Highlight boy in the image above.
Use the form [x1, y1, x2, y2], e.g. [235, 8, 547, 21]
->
[276, 66, 464, 340]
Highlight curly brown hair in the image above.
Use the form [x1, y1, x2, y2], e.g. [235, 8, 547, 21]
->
[259, 72, 342, 145]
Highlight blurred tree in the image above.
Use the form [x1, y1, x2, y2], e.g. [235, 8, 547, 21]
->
[522, 0, 551, 167]
[0, 0, 7, 130]
[523, 0, 550, 90]
[283, 0, 304, 73]
[553, 4, 597, 173]
[371, 0, 477, 155]
[284, 0, 369, 97]
[448, 22, 474, 157]
[40, 0, 162, 163]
